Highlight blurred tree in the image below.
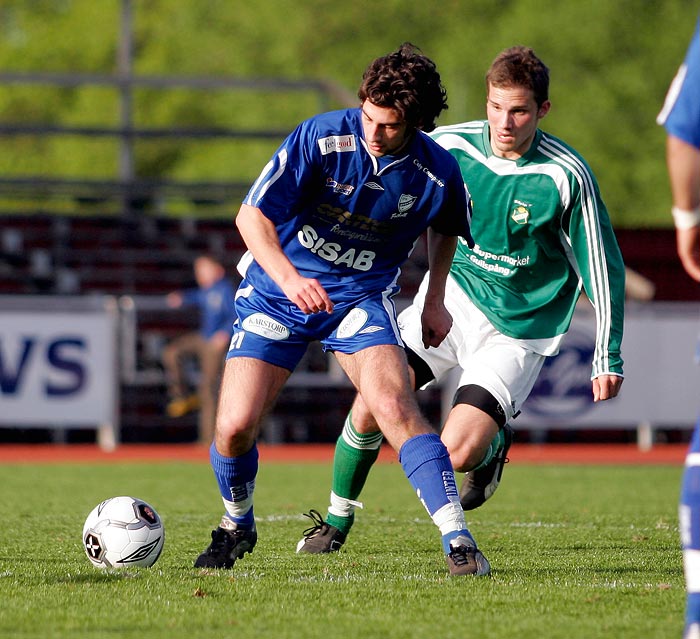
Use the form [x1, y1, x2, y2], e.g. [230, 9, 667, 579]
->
[0, 0, 694, 225]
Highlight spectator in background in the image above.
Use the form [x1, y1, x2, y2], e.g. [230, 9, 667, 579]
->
[162, 253, 235, 445]
[658, 17, 700, 639]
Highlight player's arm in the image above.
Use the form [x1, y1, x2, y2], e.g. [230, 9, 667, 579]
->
[165, 291, 184, 308]
[567, 176, 625, 398]
[667, 134, 700, 282]
[235, 203, 333, 314]
[420, 228, 457, 348]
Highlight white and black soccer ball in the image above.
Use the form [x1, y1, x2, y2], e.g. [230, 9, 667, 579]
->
[82, 496, 164, 569]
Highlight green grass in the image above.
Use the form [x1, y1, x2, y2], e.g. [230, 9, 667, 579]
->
[0, 459, 685, 639]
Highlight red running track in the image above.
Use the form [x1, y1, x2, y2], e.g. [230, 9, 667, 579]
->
[0, 442, 688, 465]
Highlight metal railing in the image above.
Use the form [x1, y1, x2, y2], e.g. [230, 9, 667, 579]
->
[0, 71, 355, 215]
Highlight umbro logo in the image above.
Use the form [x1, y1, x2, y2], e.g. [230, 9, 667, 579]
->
[358, 325, 384, 335]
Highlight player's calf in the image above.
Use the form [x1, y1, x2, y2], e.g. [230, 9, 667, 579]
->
[459, 423, 513, 510]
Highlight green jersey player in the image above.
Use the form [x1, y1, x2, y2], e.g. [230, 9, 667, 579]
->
[297, 46, 626, 560]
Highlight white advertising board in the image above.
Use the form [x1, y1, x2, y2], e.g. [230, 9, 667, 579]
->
[0, 308, 117, 429]
[516, 303, 700, 429]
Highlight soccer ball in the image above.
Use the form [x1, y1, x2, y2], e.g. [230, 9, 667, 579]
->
[82, 496, 165, 569]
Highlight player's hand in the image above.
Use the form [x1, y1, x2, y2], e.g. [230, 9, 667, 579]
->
[592, 374, 623, 402]
[281, 275, 334, 315]
[420, 301, 453, 348]
[165, 291, 183, 308]
[677, 226, 700, 282]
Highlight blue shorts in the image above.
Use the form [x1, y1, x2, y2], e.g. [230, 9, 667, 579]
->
[227, 281, 403, 371]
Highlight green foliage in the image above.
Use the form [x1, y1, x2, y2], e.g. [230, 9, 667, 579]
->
[0, 459, 685, 639]
[0, 0, 696, 225]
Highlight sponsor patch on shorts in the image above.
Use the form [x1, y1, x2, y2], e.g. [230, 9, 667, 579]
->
[242, 313, 290, 340]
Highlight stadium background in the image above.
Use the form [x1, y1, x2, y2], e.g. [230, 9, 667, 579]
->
[0, 0, 698, 449]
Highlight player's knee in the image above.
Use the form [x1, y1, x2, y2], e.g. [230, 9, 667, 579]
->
[446, 384, 507, 471]
[369, 393, 415, 429]
[214, 407, 257, 442]
[445, 435, 490, 473]
[371, 393, 404, 422]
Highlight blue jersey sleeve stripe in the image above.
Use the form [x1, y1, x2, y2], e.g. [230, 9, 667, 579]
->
[657, 63, 687, 127]
[245, 149, 289, 207]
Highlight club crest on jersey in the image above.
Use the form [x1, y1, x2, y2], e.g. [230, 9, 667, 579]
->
[511, 201, 531, 225]
[392, 194, 417, 218]
[325, 177, 355, 196]
[318, 134, 356, 155]
[398, 194, 417, 212]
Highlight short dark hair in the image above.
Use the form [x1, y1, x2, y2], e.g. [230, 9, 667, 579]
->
[486, 46, 550, 107]
[195, 252, 225, 268]
[358, 42, 448, 132]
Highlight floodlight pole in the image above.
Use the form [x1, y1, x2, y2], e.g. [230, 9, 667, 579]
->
[118, 0, 134, 214]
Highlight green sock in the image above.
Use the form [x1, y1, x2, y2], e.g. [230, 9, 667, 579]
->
[472, 427, 505, 471]
[326, 412, 383, 535]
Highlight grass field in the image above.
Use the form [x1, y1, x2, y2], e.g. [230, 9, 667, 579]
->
[0, 458, 685, 638]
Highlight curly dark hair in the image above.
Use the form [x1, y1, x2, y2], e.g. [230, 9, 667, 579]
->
[357, 42, 448, 132]
[486, 46, 550, 107]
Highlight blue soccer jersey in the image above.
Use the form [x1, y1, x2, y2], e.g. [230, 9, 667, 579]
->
[181, 277, 236, 339]
[239, 107, 473, 307]
[658, 19, 700, 148]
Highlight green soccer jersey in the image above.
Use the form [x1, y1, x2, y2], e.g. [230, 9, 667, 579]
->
[430, 120, 625, 378]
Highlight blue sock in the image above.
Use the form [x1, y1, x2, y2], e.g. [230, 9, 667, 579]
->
[399, 433, 471, 553]
[682, 425, 700, 627]
[688, 593, 700, 629]
[209, 442, 258, 529]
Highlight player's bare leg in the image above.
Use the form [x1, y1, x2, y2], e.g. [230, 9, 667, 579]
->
[334, 345, 428, 451]
[441, 404, 498, 471]
[214, 357, 290, 456]
[441, 402, 513, 510]
[196, 357, 290, 569]
[299, 345, 490, 576]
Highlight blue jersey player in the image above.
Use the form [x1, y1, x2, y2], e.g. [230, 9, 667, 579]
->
[194, 43, 487, 576]
[658, 17, 700, 639]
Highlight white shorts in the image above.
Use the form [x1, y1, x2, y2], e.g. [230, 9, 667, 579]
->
[398, 274, 548, 423]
